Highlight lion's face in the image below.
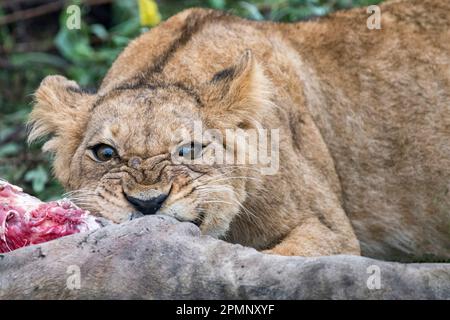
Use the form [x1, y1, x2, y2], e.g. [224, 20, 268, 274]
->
[28, 51, 275, 238]
[74, 88, 250, 237]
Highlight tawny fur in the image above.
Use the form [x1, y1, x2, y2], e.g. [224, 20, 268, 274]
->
[28, 0, 450, 261]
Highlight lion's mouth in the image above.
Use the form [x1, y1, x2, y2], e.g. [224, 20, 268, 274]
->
[192, 208, 206, 227]
[191, 218, 202, 227]
[128, 211, 144, 220]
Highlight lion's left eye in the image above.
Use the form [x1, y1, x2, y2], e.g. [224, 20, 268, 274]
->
[91, 144, 118, 162]
[177, 142, 204, 160]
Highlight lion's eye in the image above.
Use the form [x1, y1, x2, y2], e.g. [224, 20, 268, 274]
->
[91, 144, 118, 162]
[177, 142, 204, 160]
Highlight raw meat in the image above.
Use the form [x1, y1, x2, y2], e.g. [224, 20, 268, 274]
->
[0, 180, 100, 253]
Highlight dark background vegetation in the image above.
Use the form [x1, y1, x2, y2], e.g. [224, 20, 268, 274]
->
[0, 0, 382, 200]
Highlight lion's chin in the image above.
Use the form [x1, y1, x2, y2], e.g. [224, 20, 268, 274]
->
[128, 211, 144, 220]
[159, 210, 231, 239]
[197, 218, 232, 239]
[97, 203, 233, 239]
[88, 203, 136, 224]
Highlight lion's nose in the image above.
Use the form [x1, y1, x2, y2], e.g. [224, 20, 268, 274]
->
[125, 193, 168, 215]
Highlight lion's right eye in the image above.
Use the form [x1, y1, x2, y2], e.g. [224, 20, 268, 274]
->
[177, 142, 204, 160]
[91, 144, 118, 162]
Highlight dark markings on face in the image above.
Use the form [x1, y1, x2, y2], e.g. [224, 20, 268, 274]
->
[91, 81, 203, 111]
[92, 10, 235, 111]
[101, 185, 119, 198]
[193, 204, 206, 227]
[142, 12, 207, 76]
[211, 66, 237, 83]
[185, 164, 213, 175]
[150, 162, 170, 183]
[77, 127, 104, 184]
[66, 86, 97, 95]
[135, 10, 232, 80]
[182, 186, 196, 199]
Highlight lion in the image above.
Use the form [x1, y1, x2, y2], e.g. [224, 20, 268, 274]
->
[28, 0, 450, 261]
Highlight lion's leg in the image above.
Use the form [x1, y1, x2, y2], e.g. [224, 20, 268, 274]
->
[263, 216, 361, 257]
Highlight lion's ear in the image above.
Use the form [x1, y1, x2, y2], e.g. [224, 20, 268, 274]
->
[202, 50, 274, 127]
[28, 75, 93, 153]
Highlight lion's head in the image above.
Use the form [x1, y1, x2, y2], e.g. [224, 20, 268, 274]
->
[28, 50, 279, 239]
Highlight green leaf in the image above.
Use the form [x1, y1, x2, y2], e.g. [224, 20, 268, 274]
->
[109, 18, 140, 37]
[10, 52, 68, 69]
[0, 127, 15, 141]
[24, 166, 49, 193]
[239, 2, 265, 20]
[55, 26, 92, 63]
[0, 143, 20, 158]
[111, 35, 130, 47]
[90, 24, 109, 40]
[209, 0, 226, 10]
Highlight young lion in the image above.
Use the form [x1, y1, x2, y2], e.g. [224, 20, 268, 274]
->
[28, 0, 449, 261]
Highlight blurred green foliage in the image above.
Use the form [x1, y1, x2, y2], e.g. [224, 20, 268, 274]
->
[0, 0, 382, 200]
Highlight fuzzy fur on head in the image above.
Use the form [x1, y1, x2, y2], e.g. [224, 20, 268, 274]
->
[28, 76, 95, 185]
